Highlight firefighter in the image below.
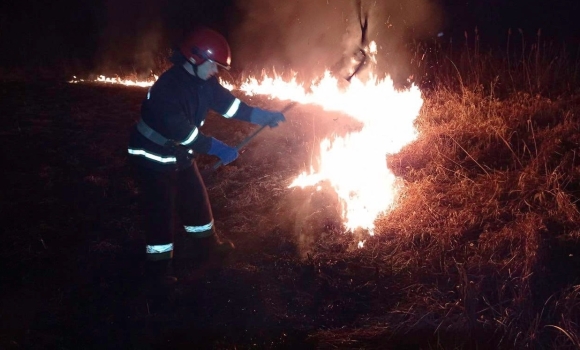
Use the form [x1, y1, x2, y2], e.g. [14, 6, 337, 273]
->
[127, 26, 286, 284]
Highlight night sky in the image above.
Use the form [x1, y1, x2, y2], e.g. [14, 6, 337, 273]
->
[1, 0, 579, 76]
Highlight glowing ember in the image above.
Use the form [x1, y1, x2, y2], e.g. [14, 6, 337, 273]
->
[240, 44, 423, 235]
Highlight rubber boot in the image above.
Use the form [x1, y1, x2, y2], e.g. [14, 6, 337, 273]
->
[144, 259, 178, 288]
[182, 233, 235, 263]
[207, 233, 235, 259]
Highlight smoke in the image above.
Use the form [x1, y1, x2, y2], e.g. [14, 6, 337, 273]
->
[95, 0, 166, 76]
[231, 0, 442, 83]
[91, 0, 442, 81]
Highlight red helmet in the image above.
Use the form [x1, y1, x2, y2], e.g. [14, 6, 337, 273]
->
[179, 27, 231, 70]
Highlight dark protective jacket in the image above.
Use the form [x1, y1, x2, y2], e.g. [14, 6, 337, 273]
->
[128, 64, 254, 172]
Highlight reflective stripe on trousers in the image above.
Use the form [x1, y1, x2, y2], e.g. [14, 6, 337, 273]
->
[146, 243, 173, 254]
[184, 220, 214, 238]
[146, 243, 174, 261]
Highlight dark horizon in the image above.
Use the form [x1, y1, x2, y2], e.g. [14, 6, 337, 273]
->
[1, 0, 579, 76]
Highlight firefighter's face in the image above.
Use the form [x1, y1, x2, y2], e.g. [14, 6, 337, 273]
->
[197, 60, 218, 80]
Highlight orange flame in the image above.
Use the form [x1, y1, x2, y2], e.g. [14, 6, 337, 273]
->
[69, 75, 157, 87]
[240, 45, 423, 235]
[69, 74, 235, 91]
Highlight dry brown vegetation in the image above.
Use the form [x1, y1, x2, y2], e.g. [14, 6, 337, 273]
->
[302, 32, 580, 348]
[363, 82, 580, 349]
[1, 32, 579, 349]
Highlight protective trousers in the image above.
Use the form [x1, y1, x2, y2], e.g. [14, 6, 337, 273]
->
[135, 162, 214, 261]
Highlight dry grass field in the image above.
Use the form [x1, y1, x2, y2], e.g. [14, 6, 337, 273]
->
[1, 35, 579, 349]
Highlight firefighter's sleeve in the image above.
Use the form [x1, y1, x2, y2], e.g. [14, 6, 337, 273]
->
[207, 77, 254, 123]
[155, 98, 213, 154]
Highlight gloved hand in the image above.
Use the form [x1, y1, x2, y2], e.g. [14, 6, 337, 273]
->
[207, 138, 238, 165]
[249, 108, 286, 128]
[165, 141, 194, 166]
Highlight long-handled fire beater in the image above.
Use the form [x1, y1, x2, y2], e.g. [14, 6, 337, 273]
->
[209, 101, 298, 171]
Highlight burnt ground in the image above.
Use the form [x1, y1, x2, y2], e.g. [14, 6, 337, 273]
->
[1, 80, 577, 349]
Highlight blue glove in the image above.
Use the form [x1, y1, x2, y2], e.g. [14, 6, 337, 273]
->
[207, 138, 238, 165]
[249, 108, 286, 128]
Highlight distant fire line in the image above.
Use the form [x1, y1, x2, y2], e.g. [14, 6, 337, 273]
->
[69, 75, 157, 88]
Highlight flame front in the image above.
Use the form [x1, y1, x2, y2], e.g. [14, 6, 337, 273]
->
[240, 67, 423, 234]
[69, 75, 157, 87]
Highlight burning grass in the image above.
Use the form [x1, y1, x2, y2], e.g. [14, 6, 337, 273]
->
[1, 37, 580, 348]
